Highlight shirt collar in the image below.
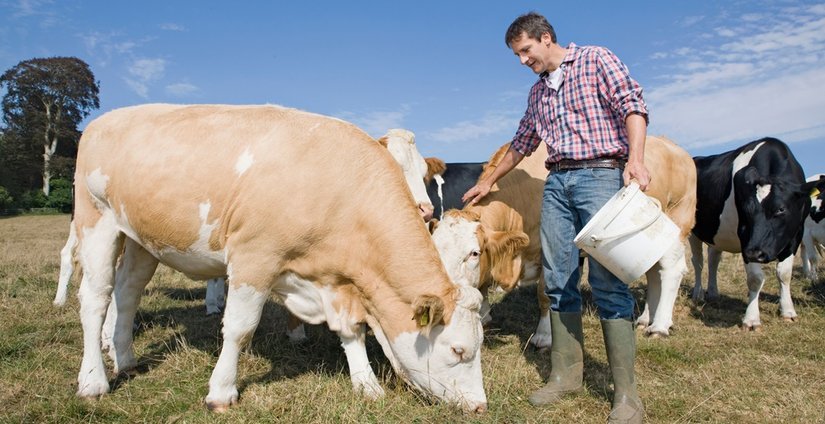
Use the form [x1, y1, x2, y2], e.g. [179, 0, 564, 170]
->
[540, 42, 578, 90]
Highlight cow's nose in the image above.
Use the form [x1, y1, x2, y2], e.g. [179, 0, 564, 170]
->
[744, 249, 770, 263]
[418, 202, 434, 222]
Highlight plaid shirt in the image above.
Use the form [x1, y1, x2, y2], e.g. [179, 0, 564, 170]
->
[510, 43, 648, 165]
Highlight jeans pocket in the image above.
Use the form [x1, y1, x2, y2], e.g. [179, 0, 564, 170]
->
[588, 167, 621, 181]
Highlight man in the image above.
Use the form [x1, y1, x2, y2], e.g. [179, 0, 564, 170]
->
[462, 12, 649, 423]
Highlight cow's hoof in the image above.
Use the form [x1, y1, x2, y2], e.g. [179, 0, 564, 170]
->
[644, 329, 669, 338]
[205, 388, 238, 413]
[740, 323, 761, 332]
[76, 381, 109, 399]
[206, 401, 232, 413]
[782, 316, 797, 323]
[529, 334, 552, 350]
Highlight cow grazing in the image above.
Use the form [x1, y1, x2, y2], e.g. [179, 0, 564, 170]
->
[800, 174, 825, 281]
[431, 135, 696, 347]
[70, 104, 487, 412]
[690, 138, 825, 330]
[424, 158, 486, 221]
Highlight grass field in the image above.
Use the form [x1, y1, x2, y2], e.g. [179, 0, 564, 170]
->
[1, 214, 824, 423]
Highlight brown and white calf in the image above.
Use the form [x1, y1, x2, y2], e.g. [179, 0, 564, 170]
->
[431, 136, 696, 347]
[70, 104, 487, 412]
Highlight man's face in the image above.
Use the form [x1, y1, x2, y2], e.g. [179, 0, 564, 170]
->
[510, 32, 553, 74]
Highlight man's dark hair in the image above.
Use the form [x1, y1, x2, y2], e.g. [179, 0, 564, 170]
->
[505, 12, 556, 47]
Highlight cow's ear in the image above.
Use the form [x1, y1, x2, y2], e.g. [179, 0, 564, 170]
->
[427, 218, 439, 234]
[424, 157, 446, 183]
[484, 230, 529, 291]
[412, 295, 445, 335]
[741, 165, 769, 186]
[798, 176, 825, 198]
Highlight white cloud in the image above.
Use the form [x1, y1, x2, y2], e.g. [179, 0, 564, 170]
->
[166, 82, 199, 97]
[679, 15, 705, 27]
[124, 58, 166, 98]
[647, 2, 825, 150]
[160, 23, 185, 31]
[336, 105, 411, 137]
[128, 58, 165, 80]
[10, 0, 57, 27]
[427, 111, 519, 144]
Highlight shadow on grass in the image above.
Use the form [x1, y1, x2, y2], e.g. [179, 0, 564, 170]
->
[482, 280, 617, 402]
[685, 292, 748, 329]
[111, 295, 394, 398]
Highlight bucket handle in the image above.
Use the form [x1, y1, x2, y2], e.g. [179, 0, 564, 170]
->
[588, 197, 662, 244]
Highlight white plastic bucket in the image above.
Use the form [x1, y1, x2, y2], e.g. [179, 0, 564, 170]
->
[573, 182, 680, 284]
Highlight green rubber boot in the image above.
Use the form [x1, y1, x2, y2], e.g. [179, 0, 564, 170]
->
[528, 311, 584, 406]
[602, 318, 644, 424]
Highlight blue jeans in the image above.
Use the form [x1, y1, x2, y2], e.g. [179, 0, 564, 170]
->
[539, 167, 636, 320]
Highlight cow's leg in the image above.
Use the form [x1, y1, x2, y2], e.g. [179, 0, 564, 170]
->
[206, 277, 225, 316]
[742, 263, 765, 330]
[689, 235, 705, 302]
[776, 255, 797, 322]
[644, 240, 687, 337]
[107, 239, 159, 373]
[340, 323, 384, 398]
[639, 263, 660, 333]
[531, 273, 553, 349]
[801, 230, 817, 281]
[286, 312, 307, 342]
[54, 222, 78, 306]
[706, 246, 722, 300]
[76, 212, 123, 398]
[205, 282, 268, 412]
[636, 259, 658, 328]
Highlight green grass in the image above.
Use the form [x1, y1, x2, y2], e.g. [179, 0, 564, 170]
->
[1, 214, 825, 423]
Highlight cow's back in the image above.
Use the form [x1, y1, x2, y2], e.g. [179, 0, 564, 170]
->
[469, 144, 548, 264]
[74, 104, 422, 279]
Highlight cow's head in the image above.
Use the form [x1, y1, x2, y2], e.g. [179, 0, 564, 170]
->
[430, 209, 529, 291]
[808, 174, 825, 223]
[368, 285, 487, 412]
[378, 129, 434, 221]
[734, 166, 825, 263]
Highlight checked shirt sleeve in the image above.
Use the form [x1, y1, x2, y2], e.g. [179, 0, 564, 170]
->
[510, 86, 544, 156]
[595, 48, 648, 124]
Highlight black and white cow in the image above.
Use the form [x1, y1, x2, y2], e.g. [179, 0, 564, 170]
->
[800, 174, 825, 281]
[689, 137, 825, 329]
[425, 159, 486, 221]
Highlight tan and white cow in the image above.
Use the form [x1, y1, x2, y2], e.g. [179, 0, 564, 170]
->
[52, 128, 435, 312]
[70, 104, 487, 412]
[431, 136, 696, 347]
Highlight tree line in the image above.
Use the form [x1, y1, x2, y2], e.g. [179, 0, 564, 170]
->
[0, 57, 99, 213]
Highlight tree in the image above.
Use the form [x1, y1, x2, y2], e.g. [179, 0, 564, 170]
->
[0, 57, 99, 196]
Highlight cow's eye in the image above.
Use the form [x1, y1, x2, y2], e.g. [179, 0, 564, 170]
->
[468, 250, 481, 260]
[775, 207, 786, 217]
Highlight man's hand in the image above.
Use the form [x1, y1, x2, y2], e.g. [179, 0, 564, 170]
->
[623, 159, 651, 191]
[462, 181, 493, 205]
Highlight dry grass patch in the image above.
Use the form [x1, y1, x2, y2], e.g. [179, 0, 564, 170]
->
[1, 214, 824, 423]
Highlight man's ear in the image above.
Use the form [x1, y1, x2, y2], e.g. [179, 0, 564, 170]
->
[541, 32, 553, 45]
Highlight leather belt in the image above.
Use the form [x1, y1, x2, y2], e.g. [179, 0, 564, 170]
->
[548, 158, 626, 172]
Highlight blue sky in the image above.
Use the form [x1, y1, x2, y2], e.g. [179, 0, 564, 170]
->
[1, 0, 823, 175]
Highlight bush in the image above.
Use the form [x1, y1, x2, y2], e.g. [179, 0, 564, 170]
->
[19, 190, 48, 209]
[46, 178, 73, 213]
[0, 186, 13, 211]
